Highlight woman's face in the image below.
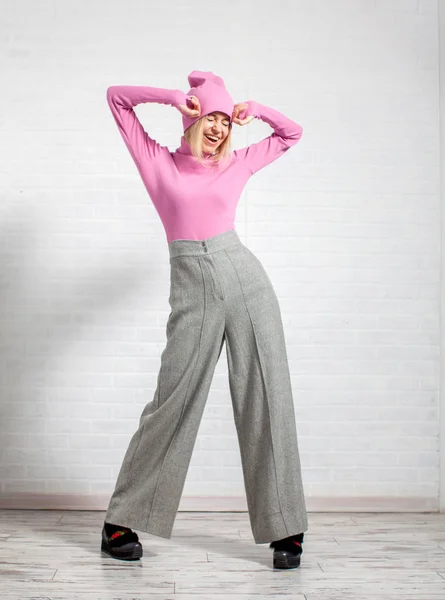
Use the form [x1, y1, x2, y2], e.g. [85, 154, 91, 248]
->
[202, 112, 230, 153]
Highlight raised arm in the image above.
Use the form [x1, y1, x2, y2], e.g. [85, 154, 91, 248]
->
[234, 100, 303, 174]
[106, 85, 189, 166]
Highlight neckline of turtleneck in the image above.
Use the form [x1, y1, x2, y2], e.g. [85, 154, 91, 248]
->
[174, 136, 215, 160]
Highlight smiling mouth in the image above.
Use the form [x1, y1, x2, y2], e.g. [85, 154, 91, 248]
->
[204, 134, 220, 145]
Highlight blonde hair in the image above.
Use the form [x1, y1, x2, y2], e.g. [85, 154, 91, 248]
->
[184, 113, 232, 167]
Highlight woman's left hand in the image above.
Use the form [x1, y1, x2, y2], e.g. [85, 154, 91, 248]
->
[232, 103, 255, 126]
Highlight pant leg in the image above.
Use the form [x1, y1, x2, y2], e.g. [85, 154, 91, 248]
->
[218, 243, 308, 544]
[105, 253, 226, 539]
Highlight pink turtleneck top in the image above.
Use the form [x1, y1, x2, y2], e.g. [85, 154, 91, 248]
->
[106, 86, 303, 243]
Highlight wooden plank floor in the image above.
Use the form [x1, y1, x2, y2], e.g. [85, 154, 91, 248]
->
[0, 509, 444, 599]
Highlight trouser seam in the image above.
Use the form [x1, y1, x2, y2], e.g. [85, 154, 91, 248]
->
[223, 248, 288, 534]
[146, 258, 208, 531]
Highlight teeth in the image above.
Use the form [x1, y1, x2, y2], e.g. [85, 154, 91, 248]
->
[206, 135, 218, 142]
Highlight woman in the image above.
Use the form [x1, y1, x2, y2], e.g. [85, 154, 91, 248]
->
[100, 71, 308, 570]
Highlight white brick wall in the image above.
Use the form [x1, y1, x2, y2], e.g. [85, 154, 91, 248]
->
[0, 0, 440, 510]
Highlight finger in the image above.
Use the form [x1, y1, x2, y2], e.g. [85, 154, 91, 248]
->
[233, 105, 248, 121]
[234, 115, 253, 126]
[235, 103, 247, 113]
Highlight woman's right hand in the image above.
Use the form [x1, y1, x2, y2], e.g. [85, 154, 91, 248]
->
[177, 95, 201, 118]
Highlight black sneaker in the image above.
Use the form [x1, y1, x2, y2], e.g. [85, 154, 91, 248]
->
[269, 532, 304, 569]
[101, 521, 143, 561]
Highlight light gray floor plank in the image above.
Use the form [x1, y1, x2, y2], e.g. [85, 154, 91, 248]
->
[0, 510, 444, 599]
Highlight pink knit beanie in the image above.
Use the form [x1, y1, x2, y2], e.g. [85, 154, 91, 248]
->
[182, 70, 234, 132]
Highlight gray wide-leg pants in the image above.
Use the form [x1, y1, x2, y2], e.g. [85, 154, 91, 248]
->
[105, 228, 308, 544]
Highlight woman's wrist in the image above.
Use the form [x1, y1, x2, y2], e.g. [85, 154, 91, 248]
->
[170, 89, 190, 109]
[240, 100, 259, 120]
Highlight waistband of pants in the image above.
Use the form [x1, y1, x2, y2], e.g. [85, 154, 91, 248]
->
[168, 229, 242, 258]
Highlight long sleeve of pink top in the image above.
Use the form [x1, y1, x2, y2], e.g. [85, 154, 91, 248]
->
[106, 85, 303, 242]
